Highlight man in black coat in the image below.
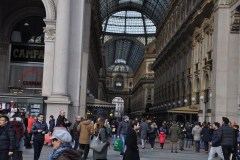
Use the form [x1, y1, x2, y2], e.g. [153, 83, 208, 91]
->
[72, 115, 82, 150]
[219, 117, 235, 160]
[56, 110, 71, 128]
[123, 120, 140, 160]
[30, 113, 49, 160]
[0, 115, 15, 160]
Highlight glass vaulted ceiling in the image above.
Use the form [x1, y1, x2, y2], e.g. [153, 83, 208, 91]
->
[102, 11, 156, 35]
[100, 0, 172, 73]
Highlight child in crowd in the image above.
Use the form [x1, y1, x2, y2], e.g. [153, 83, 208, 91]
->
[159, 131, 166, 149]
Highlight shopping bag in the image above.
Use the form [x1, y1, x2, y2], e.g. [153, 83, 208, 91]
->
[45, 134, 52, 143]
[114, 139, 122, 152]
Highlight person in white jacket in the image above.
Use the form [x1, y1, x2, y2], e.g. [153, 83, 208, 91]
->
[192, 122, 202, 152]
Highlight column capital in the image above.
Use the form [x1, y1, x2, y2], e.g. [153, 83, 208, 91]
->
[43, 19, 56, 42]
[43, 27, 56, 42]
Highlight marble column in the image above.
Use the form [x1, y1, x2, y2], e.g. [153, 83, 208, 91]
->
[212, 3, 230, 122]
[79, 0, 91, 117]
[42, 19, 56, 96]
[52, 0, 71, 96]
[45, 0, 71, 121]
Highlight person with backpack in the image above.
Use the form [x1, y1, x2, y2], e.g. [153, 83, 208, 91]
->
[10, 114, 25, 160]
[0, 115, 16, 160]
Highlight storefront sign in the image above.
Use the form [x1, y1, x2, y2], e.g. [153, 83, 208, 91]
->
[11, 44, 44, 62]
[31, 104, 41, 116]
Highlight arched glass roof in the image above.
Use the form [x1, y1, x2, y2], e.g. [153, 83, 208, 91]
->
[100, 0, 172, 73]
[100, 0, 172, 26]
[104, 39, 144, 72]
[102, 11, 156, 35]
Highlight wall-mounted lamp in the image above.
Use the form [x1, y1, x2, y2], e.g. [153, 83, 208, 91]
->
[191, 97, 196, 103]
[184, 99, 188, 103]
[200, 95, 204, 101]
[178, 100, 181, 104]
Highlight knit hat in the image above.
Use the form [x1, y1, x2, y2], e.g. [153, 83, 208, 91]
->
[122, 115, 129, 120]
[51, 129, 72, 143]
[222, 117, 229, 124]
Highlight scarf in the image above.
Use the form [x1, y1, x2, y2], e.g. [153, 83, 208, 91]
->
[49, 143, 72, 160]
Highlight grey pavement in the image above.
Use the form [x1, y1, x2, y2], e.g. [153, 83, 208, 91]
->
[23, 142, 221, 160]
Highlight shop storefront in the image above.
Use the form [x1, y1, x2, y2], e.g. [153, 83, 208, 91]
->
[0, 94, 46, 116]
[0, 16, 46, 116]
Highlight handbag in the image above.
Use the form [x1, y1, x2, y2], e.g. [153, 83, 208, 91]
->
[90, 128, 107, 153]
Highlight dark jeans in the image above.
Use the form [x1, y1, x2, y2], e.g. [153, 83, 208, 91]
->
[222, 145, 233, 160]
[12, 151, 23, 160]
[25, 133, 32, 148]
[204, 141, 209, 152]
[33, 139, 44, 160]
[79, 144, 90, 159]
[194, 140, 200, 152]
[0, 151, 9, 160]
[149, 138, 155, 148]
[160, 143, 164, 149]
[73, 138, 79, 150]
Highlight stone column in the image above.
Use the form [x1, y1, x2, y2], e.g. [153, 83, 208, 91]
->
[52, 0, 71, 96]
[79, 1, 91, 117]
[45, 0, 71, 121]
[212, 2, 230, 122]
[42, 19, 56, 96]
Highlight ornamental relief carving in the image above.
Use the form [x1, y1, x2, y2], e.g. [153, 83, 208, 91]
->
[43, 28, 56, 41]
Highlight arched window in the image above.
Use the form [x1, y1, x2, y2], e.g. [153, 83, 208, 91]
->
[115, 76, 124, 90]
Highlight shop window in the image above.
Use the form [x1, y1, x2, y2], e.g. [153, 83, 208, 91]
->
[9, 16, 45, 94]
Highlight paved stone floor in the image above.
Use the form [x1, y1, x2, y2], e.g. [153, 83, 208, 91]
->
[23, 142, 221, 160]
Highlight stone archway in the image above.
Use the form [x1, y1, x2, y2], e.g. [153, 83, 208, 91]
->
[41, 0, 56, 20]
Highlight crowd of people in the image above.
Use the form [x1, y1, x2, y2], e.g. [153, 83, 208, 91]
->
[0, 110, 240, 160]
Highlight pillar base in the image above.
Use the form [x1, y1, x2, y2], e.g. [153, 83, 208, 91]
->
[44, 95, 72, 125]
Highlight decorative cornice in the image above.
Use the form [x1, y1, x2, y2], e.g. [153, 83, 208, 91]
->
[230, 10, 240, 33]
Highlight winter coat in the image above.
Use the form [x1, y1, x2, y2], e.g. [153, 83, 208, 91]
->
[30, 120, 49, 141]
[192, 125, 202, 141]
[77, 119, 93, 144]
[211, 129, 221, 147]
[117, 121, 130, 135]
[201, 127, 212, 142]
[185, 127, 193, 140]
[56, 115, 68, 128]
[27, 117, 35, 133]
[0, 124, 16, 152]
[123, 128, 140, 160]
[10, 120, 24, 141]
[148, 123, 158, 139]
[169, 124, 180, 142]
[54, 149, 83, 160]
[92, 127, 109, 160]
[159, 132, 166, 143]
[140, 121, 148, 139]
[178, 127, 186, 140]
[49, 119, 55, 132]
[110, 121, 118, 135]
[218, 124, 235, 146]
[72, 121, 80, 140]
